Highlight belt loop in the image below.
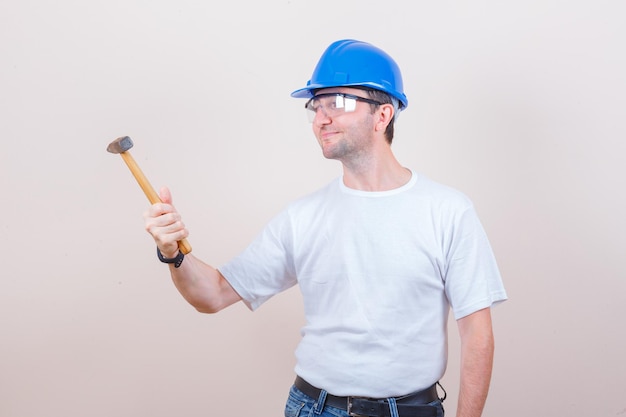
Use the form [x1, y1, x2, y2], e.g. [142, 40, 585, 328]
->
[313, 389, 328, 415]
[436, 381, 447, 402]
[387, 397, 400, 417]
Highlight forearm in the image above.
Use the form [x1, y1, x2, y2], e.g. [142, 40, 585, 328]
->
[168, 253, 241, 314]
[143, 189, 242, 313]
[456, 308, 495, 417]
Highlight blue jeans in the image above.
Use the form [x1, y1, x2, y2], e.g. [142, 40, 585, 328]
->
[284, 384, 445, 417]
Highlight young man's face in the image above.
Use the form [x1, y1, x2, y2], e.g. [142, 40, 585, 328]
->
[308, 87, 379, 162]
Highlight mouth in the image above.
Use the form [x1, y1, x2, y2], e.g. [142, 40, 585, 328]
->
[319, 129, 340, 142]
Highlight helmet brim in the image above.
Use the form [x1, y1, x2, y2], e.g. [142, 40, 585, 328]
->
[291, 83, 408, 110]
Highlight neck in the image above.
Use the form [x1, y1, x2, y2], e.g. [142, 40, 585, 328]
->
[341, 150, 411, 191]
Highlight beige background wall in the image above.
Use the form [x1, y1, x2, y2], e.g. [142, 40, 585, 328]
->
[1, 1, 624, 416]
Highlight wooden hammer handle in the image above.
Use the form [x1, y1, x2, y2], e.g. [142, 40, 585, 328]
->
[119, 151, 192, 255]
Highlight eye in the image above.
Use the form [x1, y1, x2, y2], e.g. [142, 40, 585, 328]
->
[332, 95, 346, 110]
[343, 97, 357, 112]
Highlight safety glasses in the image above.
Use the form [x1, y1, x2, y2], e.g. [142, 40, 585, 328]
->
[304, 93, 383, 122]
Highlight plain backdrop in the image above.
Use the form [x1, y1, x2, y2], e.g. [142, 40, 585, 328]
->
[1, 1, 625, 416]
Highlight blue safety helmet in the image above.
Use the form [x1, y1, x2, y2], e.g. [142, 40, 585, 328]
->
[291, 39, 408, 110]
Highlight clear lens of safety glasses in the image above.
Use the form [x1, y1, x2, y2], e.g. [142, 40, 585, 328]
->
[304, 93, 383, 123]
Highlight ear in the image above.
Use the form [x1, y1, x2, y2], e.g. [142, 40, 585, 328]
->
[374, 103, 394, 133]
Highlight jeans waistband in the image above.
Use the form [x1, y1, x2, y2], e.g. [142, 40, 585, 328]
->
[294, 376, 439, 417]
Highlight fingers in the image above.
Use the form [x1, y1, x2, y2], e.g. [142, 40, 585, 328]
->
[159, 186, 173, 205]
[143, 187, 189, 257]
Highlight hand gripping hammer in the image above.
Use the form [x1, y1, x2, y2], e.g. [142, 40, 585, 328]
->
[107, 136, 192, 255]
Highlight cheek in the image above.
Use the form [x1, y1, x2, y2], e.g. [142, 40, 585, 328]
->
[311, 125, 322, 142]
[346, 115, 374, 138]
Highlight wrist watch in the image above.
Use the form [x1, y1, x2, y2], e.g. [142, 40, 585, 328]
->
[157, 247, 185, 268]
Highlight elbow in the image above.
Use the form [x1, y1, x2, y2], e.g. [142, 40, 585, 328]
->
[184, 295, 224, 314]
[194, 304, 221, 314]
[178, 272, 240, 314]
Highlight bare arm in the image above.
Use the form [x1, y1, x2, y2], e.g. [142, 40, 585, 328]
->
[143, 187, 242, 313]
[455, 307, 495, 417]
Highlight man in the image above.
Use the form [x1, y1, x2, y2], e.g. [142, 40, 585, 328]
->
[144, 39, 507, 417]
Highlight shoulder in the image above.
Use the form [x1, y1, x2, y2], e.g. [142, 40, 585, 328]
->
[411, 172, 474, 210]
[262, 178, 341, 231]
[285, 177, 342, 212]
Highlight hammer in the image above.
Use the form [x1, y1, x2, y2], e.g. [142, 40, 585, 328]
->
[107, 136, 192, 255]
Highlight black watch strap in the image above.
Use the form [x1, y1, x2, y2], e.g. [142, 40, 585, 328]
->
[157, 247, 185, 268]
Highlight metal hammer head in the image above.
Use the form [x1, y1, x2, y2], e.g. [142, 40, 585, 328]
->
[107, 136, 134, 154]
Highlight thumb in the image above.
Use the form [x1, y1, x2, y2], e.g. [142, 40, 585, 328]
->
[159, 186, 173, 205]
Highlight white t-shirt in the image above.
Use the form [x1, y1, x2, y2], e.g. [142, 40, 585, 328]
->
[219, 171, 507, 397]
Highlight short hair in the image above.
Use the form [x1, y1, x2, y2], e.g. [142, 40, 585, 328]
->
[365, 89, 399, 144]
